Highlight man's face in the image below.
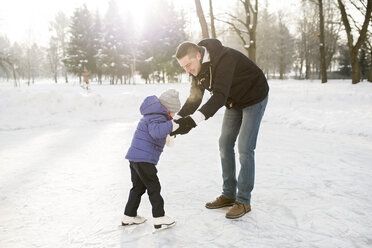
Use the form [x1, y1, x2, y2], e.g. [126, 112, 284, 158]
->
[177, 52, 202, 76]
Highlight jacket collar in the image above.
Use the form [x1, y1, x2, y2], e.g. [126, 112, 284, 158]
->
[200, 46, 210, 64]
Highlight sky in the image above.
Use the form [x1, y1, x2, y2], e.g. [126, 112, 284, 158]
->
[0, 0, 299, 46]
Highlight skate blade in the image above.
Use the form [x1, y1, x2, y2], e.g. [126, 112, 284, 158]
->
[121, 218, 147, 226]
[153, 222, 176, 233]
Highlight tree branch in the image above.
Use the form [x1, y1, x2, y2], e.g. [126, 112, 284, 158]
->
[225, 12, 247, 27]
[353, 0, 372, 51]
[215, 17, 248, 45]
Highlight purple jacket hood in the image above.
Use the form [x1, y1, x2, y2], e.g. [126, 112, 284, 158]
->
[125, 96, 172, 165]
[140, 95, 169, 116]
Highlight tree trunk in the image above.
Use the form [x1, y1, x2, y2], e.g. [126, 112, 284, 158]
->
[195, 0, 209, 39]
[350, 51, 360, 84]
[209, 0, 216, 38]
[337, 0, 372, 84]
[369, 49, 372, 82]
[242, 0, 258, 62]
[248, 0, 258, 62]
[64, 67, 68, 83]
[248, 32, 256, 62]
[12, 64, 17, 87]
[305, 53, 311, 79]
[27, 49, 31, 86]
[318, 0, 327, 83]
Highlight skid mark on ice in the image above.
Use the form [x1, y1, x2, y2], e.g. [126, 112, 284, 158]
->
[0, 122, 137, 248]
[1, 82, 372, 247]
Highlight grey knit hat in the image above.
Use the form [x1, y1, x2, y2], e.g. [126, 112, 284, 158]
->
[159, 89, 181, 113]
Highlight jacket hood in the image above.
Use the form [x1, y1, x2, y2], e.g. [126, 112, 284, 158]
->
[140, 95, 169, 116]
[198, 39, 223, 53]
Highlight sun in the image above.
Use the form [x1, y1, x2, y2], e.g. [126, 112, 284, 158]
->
[116, 0, 146, 29]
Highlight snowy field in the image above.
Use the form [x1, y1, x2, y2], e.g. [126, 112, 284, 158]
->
[0, 79, 371, 248]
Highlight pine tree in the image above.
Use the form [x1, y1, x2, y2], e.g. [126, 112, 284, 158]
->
[256, 2, 276, 79]
[28, 43, 44, 84]
[140, 0, 186, 83]
[49, 11, 69, 83]
[65, 4, 95, 82]
[338, 44, 351, 77]
[47, 37, 59, 83]
[100, 0, 126, 84]
[359, 43, 370, 80]
[0, 36, 13, 79]
[275, 13, 295, 79]
[92, 10, 104, 84]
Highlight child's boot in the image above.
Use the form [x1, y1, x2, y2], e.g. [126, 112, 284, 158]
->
[153, 215, 175, 229]
[121, 215, 147, 225]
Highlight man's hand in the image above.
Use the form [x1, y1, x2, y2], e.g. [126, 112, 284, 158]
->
[170, 116, 196, 136]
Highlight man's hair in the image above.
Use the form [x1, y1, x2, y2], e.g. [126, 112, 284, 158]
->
[175, 41, 200, 59]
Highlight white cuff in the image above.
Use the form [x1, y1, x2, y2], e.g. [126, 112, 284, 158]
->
[173, 114, 182, 120]
[166, 135, 175, 146]
[190, 111, 205, 125]
[172, 121, 179, 132]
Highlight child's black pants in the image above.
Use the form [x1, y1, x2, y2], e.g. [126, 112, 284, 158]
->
[124, 161, 165, 218]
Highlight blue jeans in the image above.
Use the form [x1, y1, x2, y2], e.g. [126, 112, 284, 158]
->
[219, 96, 268, 204]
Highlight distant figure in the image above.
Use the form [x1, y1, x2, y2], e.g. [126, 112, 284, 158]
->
[123, 89, 180, 230]
[171, 39, 269, 219]
[82, 67, 89, 90]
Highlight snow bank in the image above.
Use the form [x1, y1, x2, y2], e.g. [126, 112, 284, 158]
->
[0, 84, 144, 130]
[265, 80, 372, 138]
[1, 80, 371, 138]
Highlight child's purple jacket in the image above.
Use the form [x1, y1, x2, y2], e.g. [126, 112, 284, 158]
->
[125, 95, 172, 165]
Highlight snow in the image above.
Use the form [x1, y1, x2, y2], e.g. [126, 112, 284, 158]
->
[0, 79, 372, 247]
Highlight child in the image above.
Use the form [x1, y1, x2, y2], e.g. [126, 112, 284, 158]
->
[122, 89, 180, 229]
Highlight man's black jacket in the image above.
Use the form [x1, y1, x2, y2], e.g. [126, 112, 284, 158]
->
[178, 39, 269, 119]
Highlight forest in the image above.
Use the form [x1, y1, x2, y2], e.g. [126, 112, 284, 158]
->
[0, 0, 371, 86]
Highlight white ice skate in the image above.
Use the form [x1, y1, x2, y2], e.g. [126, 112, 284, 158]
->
[153, 215, 176, 231]
[121, 215, 147, 226]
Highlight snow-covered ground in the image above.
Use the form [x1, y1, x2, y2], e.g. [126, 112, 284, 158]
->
[0, 79, 371, 248]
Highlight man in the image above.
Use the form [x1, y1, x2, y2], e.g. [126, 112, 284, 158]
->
[171, 39, 269, 219]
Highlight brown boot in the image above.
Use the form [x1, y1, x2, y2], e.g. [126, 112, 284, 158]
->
[205, 195, 235, 209]
[225, 202, 251, 219]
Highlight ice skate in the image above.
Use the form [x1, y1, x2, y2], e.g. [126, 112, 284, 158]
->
[121, 215, 147, 226]
[153, 215, 176, 231]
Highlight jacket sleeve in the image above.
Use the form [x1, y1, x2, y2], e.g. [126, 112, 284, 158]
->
[178, 77, 205, 117]
[148, 119, 172, 140]
[199, 52, 237, 119]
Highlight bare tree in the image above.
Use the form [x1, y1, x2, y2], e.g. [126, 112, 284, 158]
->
[300, 0, 341, 80]
[324, 0, 341, 70]
[276, 12, 295, 79]
[363, 7, 372, 82]
[365, 38, 372, 82]
[297, 2, 319, 79]
[0, 52, 17, 87]
[256, 1, 276, 78]
[337, 0, 372, 84]
[217, 0, 258, 62]
[47, 38, 59, 83]
[209, 0, 217, 38]
[49, 11, 69, 83]
[318, 0, 328, 83]
[369, 47, 372, 82]
[195, 0, 209, 38]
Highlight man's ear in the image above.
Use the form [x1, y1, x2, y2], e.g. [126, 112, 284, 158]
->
[196, 52, 202, 61]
